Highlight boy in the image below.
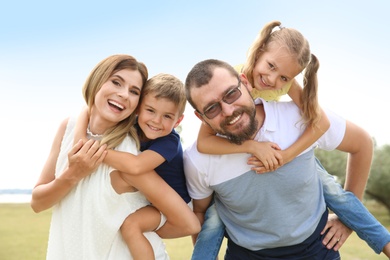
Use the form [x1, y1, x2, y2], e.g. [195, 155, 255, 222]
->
[75, 73, 191, 259]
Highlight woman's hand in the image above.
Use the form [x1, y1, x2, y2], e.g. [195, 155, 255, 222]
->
[67, 139, 107, 182]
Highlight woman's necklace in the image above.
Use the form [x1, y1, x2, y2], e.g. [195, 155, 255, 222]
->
[86, 124, 104, 140]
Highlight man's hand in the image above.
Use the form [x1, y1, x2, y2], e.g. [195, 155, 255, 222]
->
[321, 213, 352, 251]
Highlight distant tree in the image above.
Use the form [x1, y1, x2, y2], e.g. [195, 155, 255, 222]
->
[176, 125, 183, 143]
[315, 144, 390, 214]
[366, 145, 390, 213]
[315, 149, 347, 183]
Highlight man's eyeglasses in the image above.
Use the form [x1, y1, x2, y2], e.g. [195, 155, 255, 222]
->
[198, 78, 242, 119]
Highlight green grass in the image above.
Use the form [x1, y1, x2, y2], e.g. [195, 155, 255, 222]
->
[1, 202, 389, 259]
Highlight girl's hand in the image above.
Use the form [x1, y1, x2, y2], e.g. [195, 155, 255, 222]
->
[67, 139, 107, 181]
[276, 149, 294, 165]
[247, 142, 283, 173]
[321, 213, 352, 251]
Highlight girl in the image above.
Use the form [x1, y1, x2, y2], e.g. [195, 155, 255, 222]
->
[192, 21, 390, 259]
[31, 54, 200, 259]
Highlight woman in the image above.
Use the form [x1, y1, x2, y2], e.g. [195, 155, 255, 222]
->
[31, 54, 200, 259]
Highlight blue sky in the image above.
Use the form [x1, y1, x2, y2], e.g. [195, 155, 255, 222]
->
[1, 0, 389, 189]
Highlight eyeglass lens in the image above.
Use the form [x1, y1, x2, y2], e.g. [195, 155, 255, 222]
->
[204, 86, 241, 119]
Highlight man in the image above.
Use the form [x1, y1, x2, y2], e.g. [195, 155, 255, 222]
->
[183, 59, 388, 259]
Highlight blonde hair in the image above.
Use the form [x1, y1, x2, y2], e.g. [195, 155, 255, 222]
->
[243, 20, 321, 127]
[82, 54, 148, 149]
[142, 73, 186, 116]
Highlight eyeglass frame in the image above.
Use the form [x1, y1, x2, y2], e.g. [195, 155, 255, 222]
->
[197, 78, 242, 119]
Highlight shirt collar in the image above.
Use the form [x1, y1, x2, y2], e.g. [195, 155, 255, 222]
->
[254, 98, 278, 134]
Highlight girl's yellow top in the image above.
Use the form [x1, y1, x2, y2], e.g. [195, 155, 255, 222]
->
[234, 64, 292, 101]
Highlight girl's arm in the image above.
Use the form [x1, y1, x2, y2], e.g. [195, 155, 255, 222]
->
[104, 149, 165, 175]
[197, 122, 282, 171]
[247, 80, 329, 173]
[31, 118, 106, 213]
[282, 80, 330, 163]
[119, 170, 201, 238]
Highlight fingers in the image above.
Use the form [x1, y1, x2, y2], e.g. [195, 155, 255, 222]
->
[321, 221, 330, 235]
[69, 139, 85, 155]
[322, 214, 352, 251]
[93, 144, 107, 165]
[332, 235, 346, 251]
[84, 141, 107, 168]
[275, 153, 284, 166]
[248, 156, 281, 173]
[68, 139, 107, 176]
[322, 227, 344, 250]
[248, 156, 269, 172]
[252, 166, 267, 174]
[270, 143, 281, 150]
[80, 139, 101, 157]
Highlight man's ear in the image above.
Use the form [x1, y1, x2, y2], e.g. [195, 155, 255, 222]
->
[194, 110, 204, 121]
[240, 73, 253, 92]
[173, 114, 184, 128]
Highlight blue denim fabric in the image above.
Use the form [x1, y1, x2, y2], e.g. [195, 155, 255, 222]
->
[191, 202, 225, 260]
[316, 158, 390, 254]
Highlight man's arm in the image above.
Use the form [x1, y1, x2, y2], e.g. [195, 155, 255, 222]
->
[336, 120, 373, 200]
[321, 119, 373, 251]
[191, 196, 213, 245]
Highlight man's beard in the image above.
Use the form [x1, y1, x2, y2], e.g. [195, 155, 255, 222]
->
[218, 106, 258, 145]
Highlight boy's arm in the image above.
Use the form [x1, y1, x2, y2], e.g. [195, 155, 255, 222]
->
[197, 123, 282, 171]
[281, 81, 330, 163]
[73, 106, 89, 145]
[104, 149, 165, 175]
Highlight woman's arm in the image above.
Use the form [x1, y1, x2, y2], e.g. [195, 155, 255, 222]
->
[31, 118, 106, 213]
[336, 120, 373, 200]
[120, 170, 201, 238]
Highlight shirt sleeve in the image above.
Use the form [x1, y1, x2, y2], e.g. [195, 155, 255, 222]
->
[183, 143, 214, 200]
[147, 131, 180, 163]
[316, 108, 347, 151]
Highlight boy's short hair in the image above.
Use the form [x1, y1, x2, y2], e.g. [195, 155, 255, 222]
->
[142, 73, 186, 115]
